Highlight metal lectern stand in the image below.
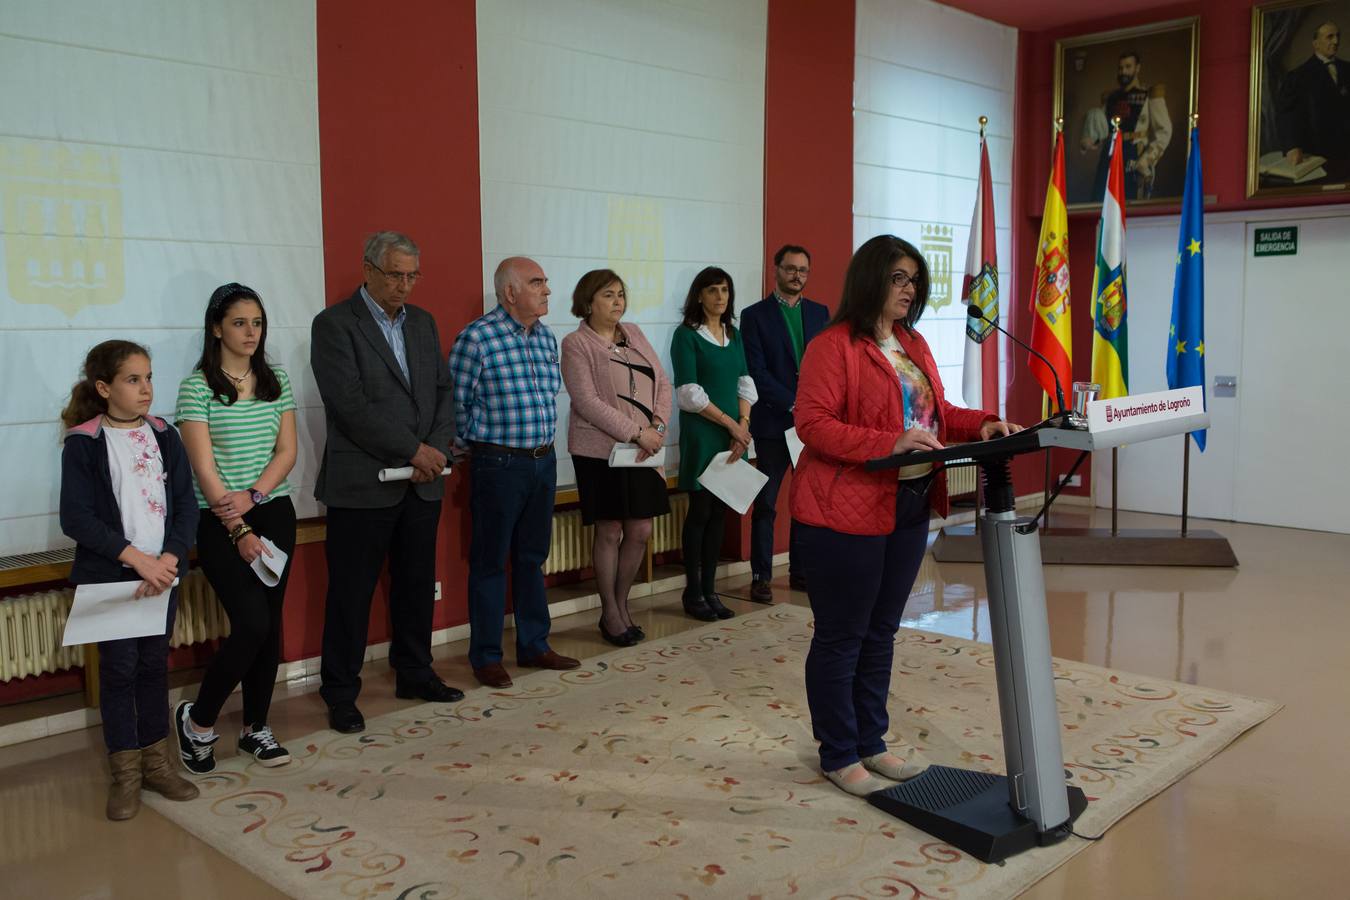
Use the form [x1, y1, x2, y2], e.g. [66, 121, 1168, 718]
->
[860, 406, 1209, 863]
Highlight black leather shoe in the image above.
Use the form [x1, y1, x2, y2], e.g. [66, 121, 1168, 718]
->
[704, 593, 736, 619]
[626, 624, 646, 642]
[395, 675, 465, 703]
[682, 593, 718, 622]
[327, 701, 365, 734]
[599, 619, 637, 647]
[748, 580, 774, 604]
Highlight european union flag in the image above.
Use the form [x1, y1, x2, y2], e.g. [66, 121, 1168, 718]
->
[1167, 126, 1206, 451]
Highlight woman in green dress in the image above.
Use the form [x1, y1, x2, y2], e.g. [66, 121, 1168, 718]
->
[671, 267, 757, 621]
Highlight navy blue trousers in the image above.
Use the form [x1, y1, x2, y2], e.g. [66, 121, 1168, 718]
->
[797, 481, 931, 771]
[467, 448, 557, 668]
[98, 585, 178, 753]
[750, 437, 800, 582]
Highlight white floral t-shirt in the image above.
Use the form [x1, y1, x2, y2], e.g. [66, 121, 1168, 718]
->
[104, 423, 168, 560]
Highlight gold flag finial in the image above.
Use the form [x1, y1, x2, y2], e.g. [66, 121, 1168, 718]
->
[978, 115, 988, 138]
[1111, 115, 1122, 130]
[1190, 111, 1199, 128]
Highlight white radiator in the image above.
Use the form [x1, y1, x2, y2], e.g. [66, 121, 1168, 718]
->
[543, 492, 689, 576]
[0, 570, 229, 682]
[947, 464, 977, 497]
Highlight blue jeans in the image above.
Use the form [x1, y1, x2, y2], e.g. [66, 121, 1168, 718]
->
[750, 437, 800, 581]
[467, 448, 557, 668]
[98, 586, 178, 753]
[797, 482, 931, 771]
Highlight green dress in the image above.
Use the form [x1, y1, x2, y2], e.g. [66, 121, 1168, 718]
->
[671, 325, 750, 491]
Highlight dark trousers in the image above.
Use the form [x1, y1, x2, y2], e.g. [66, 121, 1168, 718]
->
[750, 437, 800, 581]
[682, 488, 729, 596]
[798, 482, 931, 771]
[467, 449, 556, 669]
[320, 489, 441, 705]
[98, 585, 177, 753]
[191, 497, 296, 728]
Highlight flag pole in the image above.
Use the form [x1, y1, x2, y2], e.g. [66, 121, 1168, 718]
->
[975, 114, 989, 535]
[1108, 116, 1122, 538]
[1178, 111, 1200, 541]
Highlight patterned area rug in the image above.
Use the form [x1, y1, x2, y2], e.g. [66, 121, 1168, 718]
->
[146, 606, 1279, 899]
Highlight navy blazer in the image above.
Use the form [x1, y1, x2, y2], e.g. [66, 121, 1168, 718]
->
[741, 294, 830, 440]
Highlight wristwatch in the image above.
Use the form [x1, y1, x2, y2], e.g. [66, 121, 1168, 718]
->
[248, 488, 269, 505]
[653, 422, 667, 435]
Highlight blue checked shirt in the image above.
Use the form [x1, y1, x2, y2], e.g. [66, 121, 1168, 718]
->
[448, 304, 561, 448]
[360, 285, 410, 382]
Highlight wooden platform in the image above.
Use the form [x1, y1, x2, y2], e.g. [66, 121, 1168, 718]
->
[931, 524, 1239, 568]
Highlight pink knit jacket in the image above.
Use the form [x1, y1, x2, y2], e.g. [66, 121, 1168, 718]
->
[560, 320, 673, 460]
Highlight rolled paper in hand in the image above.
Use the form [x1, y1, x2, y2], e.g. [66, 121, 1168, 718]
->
[378, 466, 453, 482]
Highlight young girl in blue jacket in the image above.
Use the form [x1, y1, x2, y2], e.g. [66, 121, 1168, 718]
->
[59, 340, 201, 820]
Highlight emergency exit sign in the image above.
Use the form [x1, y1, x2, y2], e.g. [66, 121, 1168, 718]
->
[1254, 226, 1298, 256]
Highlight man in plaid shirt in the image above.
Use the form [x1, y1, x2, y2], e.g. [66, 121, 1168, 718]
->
[449, 256, 581, 688]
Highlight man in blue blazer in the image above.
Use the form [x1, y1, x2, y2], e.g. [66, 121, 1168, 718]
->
[741, 245, 829, 603]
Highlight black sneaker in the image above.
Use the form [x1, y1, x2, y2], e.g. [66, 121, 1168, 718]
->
[238, 725, 291, 767]
[173, 701, 218, 774]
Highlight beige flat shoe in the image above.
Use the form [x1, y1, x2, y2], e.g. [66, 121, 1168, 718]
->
[861, 750, 927, 782]
[823, 763, 888, 797]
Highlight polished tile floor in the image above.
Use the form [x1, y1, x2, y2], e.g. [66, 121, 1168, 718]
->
[2, 507, 1346, 898]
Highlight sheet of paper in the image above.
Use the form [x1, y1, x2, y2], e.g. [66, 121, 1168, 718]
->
[608, 443, 666, 469]
[61, 578, 178, 646]
[249, 536, 288, 587]
[785, 427, 804, 468]
[697, 450, 770, 515]
[377, 466, 452, 482]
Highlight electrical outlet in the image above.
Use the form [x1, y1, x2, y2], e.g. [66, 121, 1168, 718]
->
[434, 581, 442, 602]
[1059, 474, 1081, 488]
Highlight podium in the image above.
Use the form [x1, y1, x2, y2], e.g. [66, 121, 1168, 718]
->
[860, 398, 1210, 862]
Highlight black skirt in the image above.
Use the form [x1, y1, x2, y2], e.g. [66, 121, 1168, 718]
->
[572, 454, 671, 525]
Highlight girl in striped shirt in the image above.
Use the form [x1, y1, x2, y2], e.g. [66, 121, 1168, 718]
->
[172, 283, 298, 774]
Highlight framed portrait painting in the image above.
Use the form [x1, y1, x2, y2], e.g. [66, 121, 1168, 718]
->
[1054, 18, 1199, 210]
[1249, 1, 1350, 198]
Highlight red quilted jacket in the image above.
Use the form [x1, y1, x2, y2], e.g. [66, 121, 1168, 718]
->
[789, 322, 995, 535]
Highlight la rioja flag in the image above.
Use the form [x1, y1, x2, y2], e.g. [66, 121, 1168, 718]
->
[961, 132, 999, 411]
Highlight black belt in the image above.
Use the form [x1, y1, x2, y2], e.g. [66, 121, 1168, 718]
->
[471, 441, 554, 459]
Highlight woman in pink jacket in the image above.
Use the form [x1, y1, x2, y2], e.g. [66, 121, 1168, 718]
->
[790, 235, 1022, 797]
[561, 269, 673, 647]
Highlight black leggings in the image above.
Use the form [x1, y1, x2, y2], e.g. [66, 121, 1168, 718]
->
[191, 497, 296, 728]
[682, 489, 729, 596]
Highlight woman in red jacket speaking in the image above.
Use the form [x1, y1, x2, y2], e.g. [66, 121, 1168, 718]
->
[790, 234, 1022, 797]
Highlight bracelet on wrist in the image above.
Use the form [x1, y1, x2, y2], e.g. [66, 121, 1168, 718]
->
[228, 523, 254, 546]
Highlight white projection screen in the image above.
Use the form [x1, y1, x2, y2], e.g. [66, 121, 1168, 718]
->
[853, 0, 1016, 413]
[0, 1, 325, 558]
[476, 0, 768, 487]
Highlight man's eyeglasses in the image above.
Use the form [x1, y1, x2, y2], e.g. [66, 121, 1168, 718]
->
[368, 261, 421, 286]
[890, 270, 919, 289]
[779, 264, 810, 277]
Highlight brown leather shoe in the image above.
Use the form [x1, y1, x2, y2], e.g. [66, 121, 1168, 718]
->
[107, 749, 142, 821]
[141, 737, 200, 801]
[517, 650, 581, 670]
[473, 663, 513, 688]
[748, 580, 774, 603]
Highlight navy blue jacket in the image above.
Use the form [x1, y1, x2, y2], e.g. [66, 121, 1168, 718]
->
[741, 294, 830, 440]
[59, 415, 199, 585]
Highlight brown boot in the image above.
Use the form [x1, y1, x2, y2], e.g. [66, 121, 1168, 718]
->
[140, 738, 200, 801]
[107, 749, 142, 821]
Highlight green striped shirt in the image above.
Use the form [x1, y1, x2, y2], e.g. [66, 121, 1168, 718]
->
[175, 367, 296, 508]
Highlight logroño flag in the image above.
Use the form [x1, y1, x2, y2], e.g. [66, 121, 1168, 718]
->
[961, 133, 999, 412]
[1091, 127, 1129, 400]
[1028, 130, 1072, 412]
[1167, 125, 1207, 450]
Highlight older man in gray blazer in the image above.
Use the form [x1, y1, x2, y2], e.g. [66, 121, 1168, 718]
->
[311, 231, 463, 734]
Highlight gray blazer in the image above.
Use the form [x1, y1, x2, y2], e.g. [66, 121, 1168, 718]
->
[311, 289, 454, 508]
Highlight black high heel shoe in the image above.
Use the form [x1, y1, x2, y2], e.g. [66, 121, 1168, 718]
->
[599, 619, 637, 647]
[625, 624, 646, 641]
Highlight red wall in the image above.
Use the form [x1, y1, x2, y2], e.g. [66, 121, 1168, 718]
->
[280, 0, 486, 662]
[740, 0, 857, 561]
[1006, 1, 1339, 494]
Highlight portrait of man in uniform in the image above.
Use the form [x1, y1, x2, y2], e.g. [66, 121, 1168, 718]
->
[1250, 1, 1350, 199]
[1055, 18, 1198, 209]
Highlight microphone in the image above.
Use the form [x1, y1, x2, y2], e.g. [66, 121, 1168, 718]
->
[965, 304, 1068, 418]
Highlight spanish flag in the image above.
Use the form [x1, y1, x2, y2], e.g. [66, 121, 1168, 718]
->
[1028, 130, 1072, 412]
[1091, 127, 1129, 399]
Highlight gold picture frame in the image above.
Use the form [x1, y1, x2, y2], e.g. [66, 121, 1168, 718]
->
[1248, 1, 1350, 199]
[1054, 17, 1199, 210]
